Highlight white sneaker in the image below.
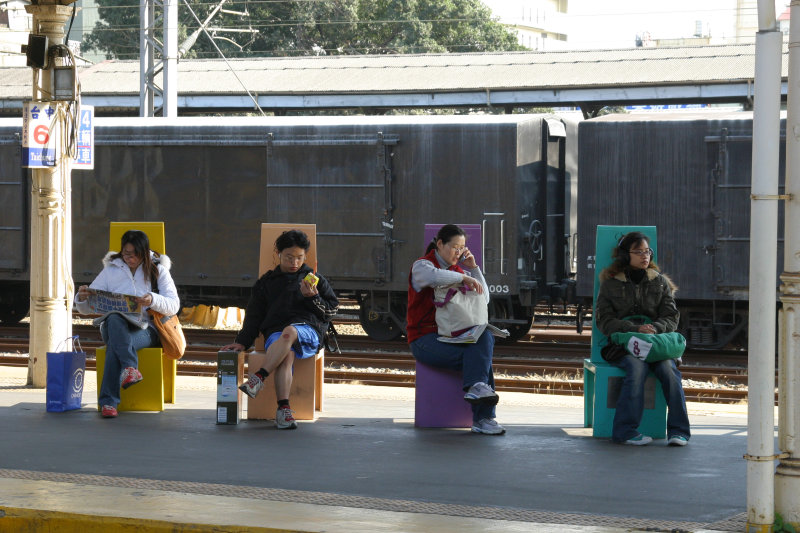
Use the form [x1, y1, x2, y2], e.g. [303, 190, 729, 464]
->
[238, 373, 264, 399]
[471, 418, 506, 435]
[464, 382, 499, 405]
[276, 406, 298, 430]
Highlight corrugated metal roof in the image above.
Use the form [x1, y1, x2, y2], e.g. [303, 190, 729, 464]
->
[0, 43, 787, 111]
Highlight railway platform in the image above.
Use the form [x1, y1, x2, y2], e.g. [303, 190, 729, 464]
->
[0, 365, 765, 532]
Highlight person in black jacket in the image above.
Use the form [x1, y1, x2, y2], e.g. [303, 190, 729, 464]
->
[222, 230, 338, 429]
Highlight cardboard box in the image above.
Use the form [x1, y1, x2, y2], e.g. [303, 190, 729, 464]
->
[217, 351, 243, 424]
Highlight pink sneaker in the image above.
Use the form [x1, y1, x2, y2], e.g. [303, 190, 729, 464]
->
[120, 367, 143, 389]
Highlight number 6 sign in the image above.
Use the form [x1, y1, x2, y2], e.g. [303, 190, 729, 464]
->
[22, 101, 59, 168]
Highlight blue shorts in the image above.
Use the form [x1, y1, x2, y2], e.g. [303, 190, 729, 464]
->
[263, 324, 320, 360]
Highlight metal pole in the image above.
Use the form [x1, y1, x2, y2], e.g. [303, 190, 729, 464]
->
[776, 0, 800, 524]
[23, 1, 75, 387]
[162, 0, 178, 117]
[140, 0, 155, 117]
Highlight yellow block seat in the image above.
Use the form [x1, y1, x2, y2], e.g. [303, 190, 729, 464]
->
[245, 350, 324, 421]
[96, 347, 176, 411]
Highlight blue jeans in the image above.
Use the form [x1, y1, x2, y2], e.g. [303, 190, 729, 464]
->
[98, 313, 160, 408]
[611, 355, 691, 443]
[410, 330, 496, 423]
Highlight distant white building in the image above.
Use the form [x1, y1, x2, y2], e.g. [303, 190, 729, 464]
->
[481, 0, 569, 51]
[0, 0, 103, 66]
[0, 0, 31, 66]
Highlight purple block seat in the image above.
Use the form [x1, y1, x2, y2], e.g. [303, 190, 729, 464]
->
[414, 361, 473, 428]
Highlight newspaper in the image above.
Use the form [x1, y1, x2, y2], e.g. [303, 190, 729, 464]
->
[437, 323, 510, 344]
[85, 289, 148, 329]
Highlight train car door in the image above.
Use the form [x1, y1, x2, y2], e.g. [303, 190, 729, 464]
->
[0, 132, 30, 322]
[707, 128, 786, 298]
[265, 133, 399, 286]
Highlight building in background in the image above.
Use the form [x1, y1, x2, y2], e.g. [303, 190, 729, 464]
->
[0, 0, 30, 66]
[481, 0, 569, 51]
[0, 0, 103, 66]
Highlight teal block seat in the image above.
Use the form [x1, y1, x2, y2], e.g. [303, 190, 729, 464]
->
[583, 359, 667, 439]
[583, 225, 667, 439]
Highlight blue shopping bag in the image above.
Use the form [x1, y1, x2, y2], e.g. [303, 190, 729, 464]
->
[46, 336, 86, 412]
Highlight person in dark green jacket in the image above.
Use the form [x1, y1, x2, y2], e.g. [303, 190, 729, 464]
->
[596, 231, 690, 446]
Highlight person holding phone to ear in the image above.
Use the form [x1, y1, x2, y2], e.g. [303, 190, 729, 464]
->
[406, 224, 504, 435]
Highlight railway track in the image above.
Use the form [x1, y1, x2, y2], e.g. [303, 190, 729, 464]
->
[0, 321, 756, 404]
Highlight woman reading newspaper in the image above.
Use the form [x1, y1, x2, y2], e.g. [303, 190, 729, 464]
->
[74, 230, 180, 418]
[406, 224, 504, 435]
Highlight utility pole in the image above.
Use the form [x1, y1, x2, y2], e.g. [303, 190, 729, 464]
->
[23, 0, 78, 386]
[141, 0, 178, 117]
[776, 0, 800, 525]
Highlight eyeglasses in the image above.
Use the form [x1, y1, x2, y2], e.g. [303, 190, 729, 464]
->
[446, 243, 466, 255]
[629, 249, 653, 257]
[281, 254, 305, 264]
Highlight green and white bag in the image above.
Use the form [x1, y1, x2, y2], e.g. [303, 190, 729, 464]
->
[610, 331, 686, 363]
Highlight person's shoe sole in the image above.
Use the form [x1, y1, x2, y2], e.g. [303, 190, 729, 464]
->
[121, 377, 142, 390]
[238, 384, 259, 399]
[471, 426, 506, 435]
[624, 436, 653, 446]
[464, 394, 499, 406]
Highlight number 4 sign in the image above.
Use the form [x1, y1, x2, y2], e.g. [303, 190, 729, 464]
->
[74, 105, 94, 169]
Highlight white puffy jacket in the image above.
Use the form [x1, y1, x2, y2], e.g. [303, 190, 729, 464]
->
[74, 251, 180, 324]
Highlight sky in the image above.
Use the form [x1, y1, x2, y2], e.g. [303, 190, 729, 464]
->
[484, 0, 789, 50]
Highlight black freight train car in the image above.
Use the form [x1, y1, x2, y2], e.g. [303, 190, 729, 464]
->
[0, 114, 577, 342]
[576, 111, 785, 349]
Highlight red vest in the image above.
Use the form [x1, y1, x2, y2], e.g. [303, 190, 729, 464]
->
[406, 249, 464, 343]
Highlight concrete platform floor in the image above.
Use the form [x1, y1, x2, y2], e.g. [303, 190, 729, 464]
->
[0, 366, 767, 532]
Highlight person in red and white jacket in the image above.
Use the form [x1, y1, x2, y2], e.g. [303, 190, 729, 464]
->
[406, 224, 504, 435]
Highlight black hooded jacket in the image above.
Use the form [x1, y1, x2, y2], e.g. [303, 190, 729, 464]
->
[234, 263, 338, 351]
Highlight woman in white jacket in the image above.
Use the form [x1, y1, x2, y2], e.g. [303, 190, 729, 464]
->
[75, 230, 180, 418]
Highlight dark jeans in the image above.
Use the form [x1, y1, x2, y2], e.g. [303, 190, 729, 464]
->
[611, 354, 691, 443]
[410, 330, 496, 423]
[98, 313, 160, 408]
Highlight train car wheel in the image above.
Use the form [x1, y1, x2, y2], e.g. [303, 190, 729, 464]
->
[358, 294, 405, 342]
[0, 290, 29, 324]
[489, 299, 533, 343]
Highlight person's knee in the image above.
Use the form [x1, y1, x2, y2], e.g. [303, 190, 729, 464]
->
[281, 326, 299, 342]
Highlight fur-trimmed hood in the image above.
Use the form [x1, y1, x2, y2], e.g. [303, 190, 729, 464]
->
[102, 251, 172, 271]
[601, 267, 677, 293]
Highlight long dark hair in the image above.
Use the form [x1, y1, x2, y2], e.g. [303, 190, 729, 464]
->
[425, 224, 466, 254]
[112, 230, 159, 282]
[605, 231, 660, 277]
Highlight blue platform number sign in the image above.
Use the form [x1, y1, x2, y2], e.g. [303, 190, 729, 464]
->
[73, 105, 94, 169]
[22, 101, 58, 168]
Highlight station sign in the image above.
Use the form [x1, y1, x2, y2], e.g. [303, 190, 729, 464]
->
[22, 101, 58, 167]
[22, 101, 95, 169]
[74, 105, 94, 169]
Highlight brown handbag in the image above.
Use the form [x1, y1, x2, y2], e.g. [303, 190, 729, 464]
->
[148, 308, 186, 360]
[149, 269, 186, 360]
